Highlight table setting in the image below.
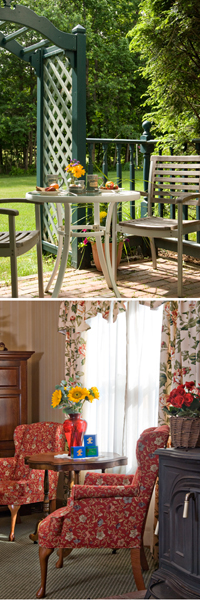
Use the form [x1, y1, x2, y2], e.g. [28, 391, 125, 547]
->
[26, 162, 140, 297]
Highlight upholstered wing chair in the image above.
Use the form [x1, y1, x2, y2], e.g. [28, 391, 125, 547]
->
[0, 422, 65, 541]
[36, 425, 169, 599]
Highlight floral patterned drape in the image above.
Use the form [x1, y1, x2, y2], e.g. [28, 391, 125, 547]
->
[58, 301, 126, 385]
[153, 299, 200, 561]
[159, 300, 200, 424]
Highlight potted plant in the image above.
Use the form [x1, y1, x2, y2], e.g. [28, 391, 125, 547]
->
[78, 206, 128, 271]
[163, 381, 200, 448]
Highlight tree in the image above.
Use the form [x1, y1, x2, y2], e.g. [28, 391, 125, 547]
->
[0, 49, 37, 171]
[0, 0, 145, 171]
[128, 0, 200, 150]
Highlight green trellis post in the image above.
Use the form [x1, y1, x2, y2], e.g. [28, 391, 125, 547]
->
[0, 1, 87, 268]
[71, 25, 87, 268]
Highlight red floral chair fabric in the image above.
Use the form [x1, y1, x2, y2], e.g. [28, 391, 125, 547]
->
[36, 425, 169, 599]
[0, 422, 65, 540]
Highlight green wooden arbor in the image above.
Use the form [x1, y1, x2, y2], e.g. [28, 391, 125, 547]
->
[0, 0, 86, 263]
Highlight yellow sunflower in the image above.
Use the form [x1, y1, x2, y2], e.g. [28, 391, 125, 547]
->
[68, 386, 89, 403]
[88, 394, 94, 403]
[51, 389, 62, 408]
[90, 386, 99, 399]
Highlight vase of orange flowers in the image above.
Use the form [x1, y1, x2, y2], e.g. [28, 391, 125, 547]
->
[51, 381, 99, 455]
[65, 160, 86, 194]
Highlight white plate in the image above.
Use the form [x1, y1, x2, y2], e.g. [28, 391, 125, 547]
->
[38, 190, 61, 196]
[99, 187, 125, 193]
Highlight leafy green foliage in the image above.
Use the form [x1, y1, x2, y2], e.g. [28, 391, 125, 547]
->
[129, 0, 200, 150]
[0, 0, 145, 173]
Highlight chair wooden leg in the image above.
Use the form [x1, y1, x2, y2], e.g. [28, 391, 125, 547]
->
[130, 548, 146, 590]
[140, 543, 149, 571]
[49, 498, 56, 513]
[56, 547, 73, 560]
[8, 504, 20, 541]
[8, 214, 18, 297]
[177, 202, 183, 298]
[56, 548, 64, 569]
[150, 238, 157, 269]
[36, 546, 54, 599]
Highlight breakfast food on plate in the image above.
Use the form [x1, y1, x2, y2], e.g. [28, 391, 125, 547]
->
[45, 186, 57, 192]
[99, 181, 119, 190]
[36, 184, 58, 192]
[49, 183, 59, 189]
[105, 181, 115, 189]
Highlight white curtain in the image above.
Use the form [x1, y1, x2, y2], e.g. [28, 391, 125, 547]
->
[83, 300, 163, 474]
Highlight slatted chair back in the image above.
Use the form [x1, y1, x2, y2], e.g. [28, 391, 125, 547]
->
[0, 201, 43, 297]
[148, 155, 200, 215]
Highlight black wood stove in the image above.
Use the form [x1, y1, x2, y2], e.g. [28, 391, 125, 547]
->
[145, 447, 200, 599]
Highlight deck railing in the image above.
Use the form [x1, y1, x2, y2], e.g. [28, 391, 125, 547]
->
[86, 120, 156, 220]
[44, 121, 200, 267]
[85, 125, 200, 260]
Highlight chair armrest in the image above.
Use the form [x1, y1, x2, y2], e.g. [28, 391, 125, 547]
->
[139, 190, 148, 197]
[0, 198, 43, 206]
[0, 457, 17, 479]
[72, 484, 139, 500]
[175, 193, 200, 205]
[84, 473, 133, 486]
[0, 208, 19, 216]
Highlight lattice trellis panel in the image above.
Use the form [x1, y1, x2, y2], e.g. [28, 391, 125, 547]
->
[43, 54, 72, 246]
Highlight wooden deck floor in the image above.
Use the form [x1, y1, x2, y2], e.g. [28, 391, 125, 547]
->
[1, 251, 200, 299]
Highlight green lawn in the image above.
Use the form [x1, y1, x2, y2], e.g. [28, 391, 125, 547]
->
[0, 170, 144, 284]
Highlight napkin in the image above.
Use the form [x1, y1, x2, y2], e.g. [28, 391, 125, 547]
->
[54, 453, 69, 458]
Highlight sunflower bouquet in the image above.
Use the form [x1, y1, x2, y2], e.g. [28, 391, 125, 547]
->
[51, 381, 99, 415]
[65, 160, 85, 183]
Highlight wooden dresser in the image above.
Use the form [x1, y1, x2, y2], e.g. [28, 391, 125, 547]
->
[0, 350, 34, 457]
[145, 447, 200, 599]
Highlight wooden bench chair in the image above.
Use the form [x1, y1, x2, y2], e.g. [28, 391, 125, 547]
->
[118, 155, 200, 297]
[0, 199, 43, 297]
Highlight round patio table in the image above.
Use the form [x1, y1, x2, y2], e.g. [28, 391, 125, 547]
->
[25, 190, 140, 298]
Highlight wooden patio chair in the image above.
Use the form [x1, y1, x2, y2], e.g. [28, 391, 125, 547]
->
[0, 199, 43, 297]
[118, 155, 200, 297]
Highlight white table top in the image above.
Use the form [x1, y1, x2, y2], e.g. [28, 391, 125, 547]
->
[26, 190, 140, 204]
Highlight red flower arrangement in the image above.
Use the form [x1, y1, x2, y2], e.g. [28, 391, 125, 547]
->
[164, 381, 200, 418]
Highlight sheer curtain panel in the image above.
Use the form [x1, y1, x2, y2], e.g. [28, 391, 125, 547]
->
[83, 301, 163, 474]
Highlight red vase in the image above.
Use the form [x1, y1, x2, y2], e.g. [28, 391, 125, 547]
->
[63, 413, 87, 455]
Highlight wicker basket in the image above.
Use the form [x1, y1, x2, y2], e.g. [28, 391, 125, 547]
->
[170, 416, 200, 449]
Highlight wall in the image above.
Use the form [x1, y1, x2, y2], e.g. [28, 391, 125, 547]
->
[0, 300, 65, 424]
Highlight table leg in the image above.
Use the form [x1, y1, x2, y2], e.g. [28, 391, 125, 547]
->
[43, 469, 50, 518]
[74, 471, 80, 485]
[112, 203, 118, 282]
[52, 203, 71, 298]
[93, 204, 112, 288]
[105, 201, 121, 298]
[45, 204, 64, 292]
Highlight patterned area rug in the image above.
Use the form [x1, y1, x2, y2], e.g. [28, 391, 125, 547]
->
[0, 513, 156, 599]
